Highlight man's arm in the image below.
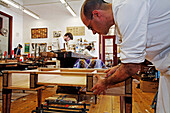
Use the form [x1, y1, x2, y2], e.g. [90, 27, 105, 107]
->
[92, 63, 141, 94]
[104, 65, 120, 77]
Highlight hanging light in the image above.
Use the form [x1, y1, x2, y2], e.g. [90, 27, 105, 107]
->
[66, 5, 76, 17]
[23, 9, 40, 20]
[1, 0, 40, 19]
[59, 0, 76, 17]
[1, 0, 19, 8]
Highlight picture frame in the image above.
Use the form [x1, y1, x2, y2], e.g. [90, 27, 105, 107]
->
[31, 28, 48, 39]
[25, 43, 30, 53]
[53, 31, 61, 38]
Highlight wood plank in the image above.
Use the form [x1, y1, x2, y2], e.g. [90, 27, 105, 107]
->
[38, 74, 86, 85]
[133, 81, 155, 113]
[112, 96, 120, 113]
[3, 69, 106, 89]
[3, 86, 44, 91]
[10, 87, 57, 113]
[103, 95, 113, 113]
[12, 73, 29, 88]
[38, 68, 106, 72]
[89, 95, 119, 113]
[4, 70, 106, 76]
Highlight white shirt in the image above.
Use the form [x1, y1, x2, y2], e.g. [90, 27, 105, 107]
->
[58, 37, 67, 50]
[83, 49, 96, 57]
[112, 0, 170, 74]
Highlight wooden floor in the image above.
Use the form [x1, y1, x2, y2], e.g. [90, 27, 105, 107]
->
[0, 76, 156, 113]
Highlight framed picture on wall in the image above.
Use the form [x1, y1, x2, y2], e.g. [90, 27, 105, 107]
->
[31, 28, 48, 39]
[25, 43, 30, 53]
[53, 31, 61, 38]
[66, 26, 85, 36]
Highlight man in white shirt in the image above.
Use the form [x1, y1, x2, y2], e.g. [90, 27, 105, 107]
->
[83, 45, 96, 58]
[58, 32, 73, 51]
[81, 0, 170, 112]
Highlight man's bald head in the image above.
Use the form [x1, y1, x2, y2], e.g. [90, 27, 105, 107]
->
[81, 0, 109, 20]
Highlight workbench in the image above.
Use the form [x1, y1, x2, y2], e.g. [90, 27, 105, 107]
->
[0, 60, 56, 72]
[54, 51, 92, 68]
[2, 68, 132, 113]
[0, 62, 17, 69]
[0, 61, 36, 72]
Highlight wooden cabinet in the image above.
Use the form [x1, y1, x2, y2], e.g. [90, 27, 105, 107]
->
[99, 35, 117, 67]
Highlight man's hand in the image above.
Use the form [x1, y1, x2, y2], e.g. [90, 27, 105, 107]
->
[104, 65, 119, 78]
[91, 75, 107, 95]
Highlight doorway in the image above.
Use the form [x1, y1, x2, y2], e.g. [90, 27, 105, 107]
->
[0, 11, 13, 57]
[101, 35, 118, 67]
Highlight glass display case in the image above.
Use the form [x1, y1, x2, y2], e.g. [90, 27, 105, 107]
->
[100, 35, 117, 67]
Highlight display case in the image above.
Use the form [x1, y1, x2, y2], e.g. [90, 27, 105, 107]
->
[100, 35, 117, 67]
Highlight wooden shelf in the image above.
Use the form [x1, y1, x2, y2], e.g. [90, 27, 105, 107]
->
[105, 53, 113, 54]
[105, 45, 113, 47]
[105, 60, 113, 61]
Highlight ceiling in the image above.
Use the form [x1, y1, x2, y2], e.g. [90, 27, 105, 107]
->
[0, 0, 83, 17]
[0, 0, 112, 18]
[22, 0, 81, 6]
[22, 0, 112, 15]
[23, 0, 83, 17]
[22, 0, 112, 6]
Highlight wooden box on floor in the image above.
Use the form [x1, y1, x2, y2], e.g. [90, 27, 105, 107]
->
[140, 80, 158, 93]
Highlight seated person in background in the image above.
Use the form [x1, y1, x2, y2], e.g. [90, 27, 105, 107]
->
[58, 32, 73, 51]
[14, 44, 22, 59]
[74, 46, 106, 68]
[73, 59, 106, 68]
[83, 45, 96, 58]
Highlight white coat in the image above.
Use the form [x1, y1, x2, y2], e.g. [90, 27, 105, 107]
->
[112, 0, 170, 112]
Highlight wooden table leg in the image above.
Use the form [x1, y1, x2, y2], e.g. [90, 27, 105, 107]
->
[125, 96, 132, 113]
[2, 88, 12, 113]
[120, 96, 132, 113]
[120, 96, 124, 113]
[125, 77, 132, 113]
[95, 95, 97, 104]
[120, 77, 132, 113]
[37, 89, 42, 108]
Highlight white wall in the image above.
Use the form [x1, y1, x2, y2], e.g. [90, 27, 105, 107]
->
[0, 15, 9, 54]
[0, 0, 23, 52]
[0, 0, 99, 57]
[23, 1, 99, 57]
